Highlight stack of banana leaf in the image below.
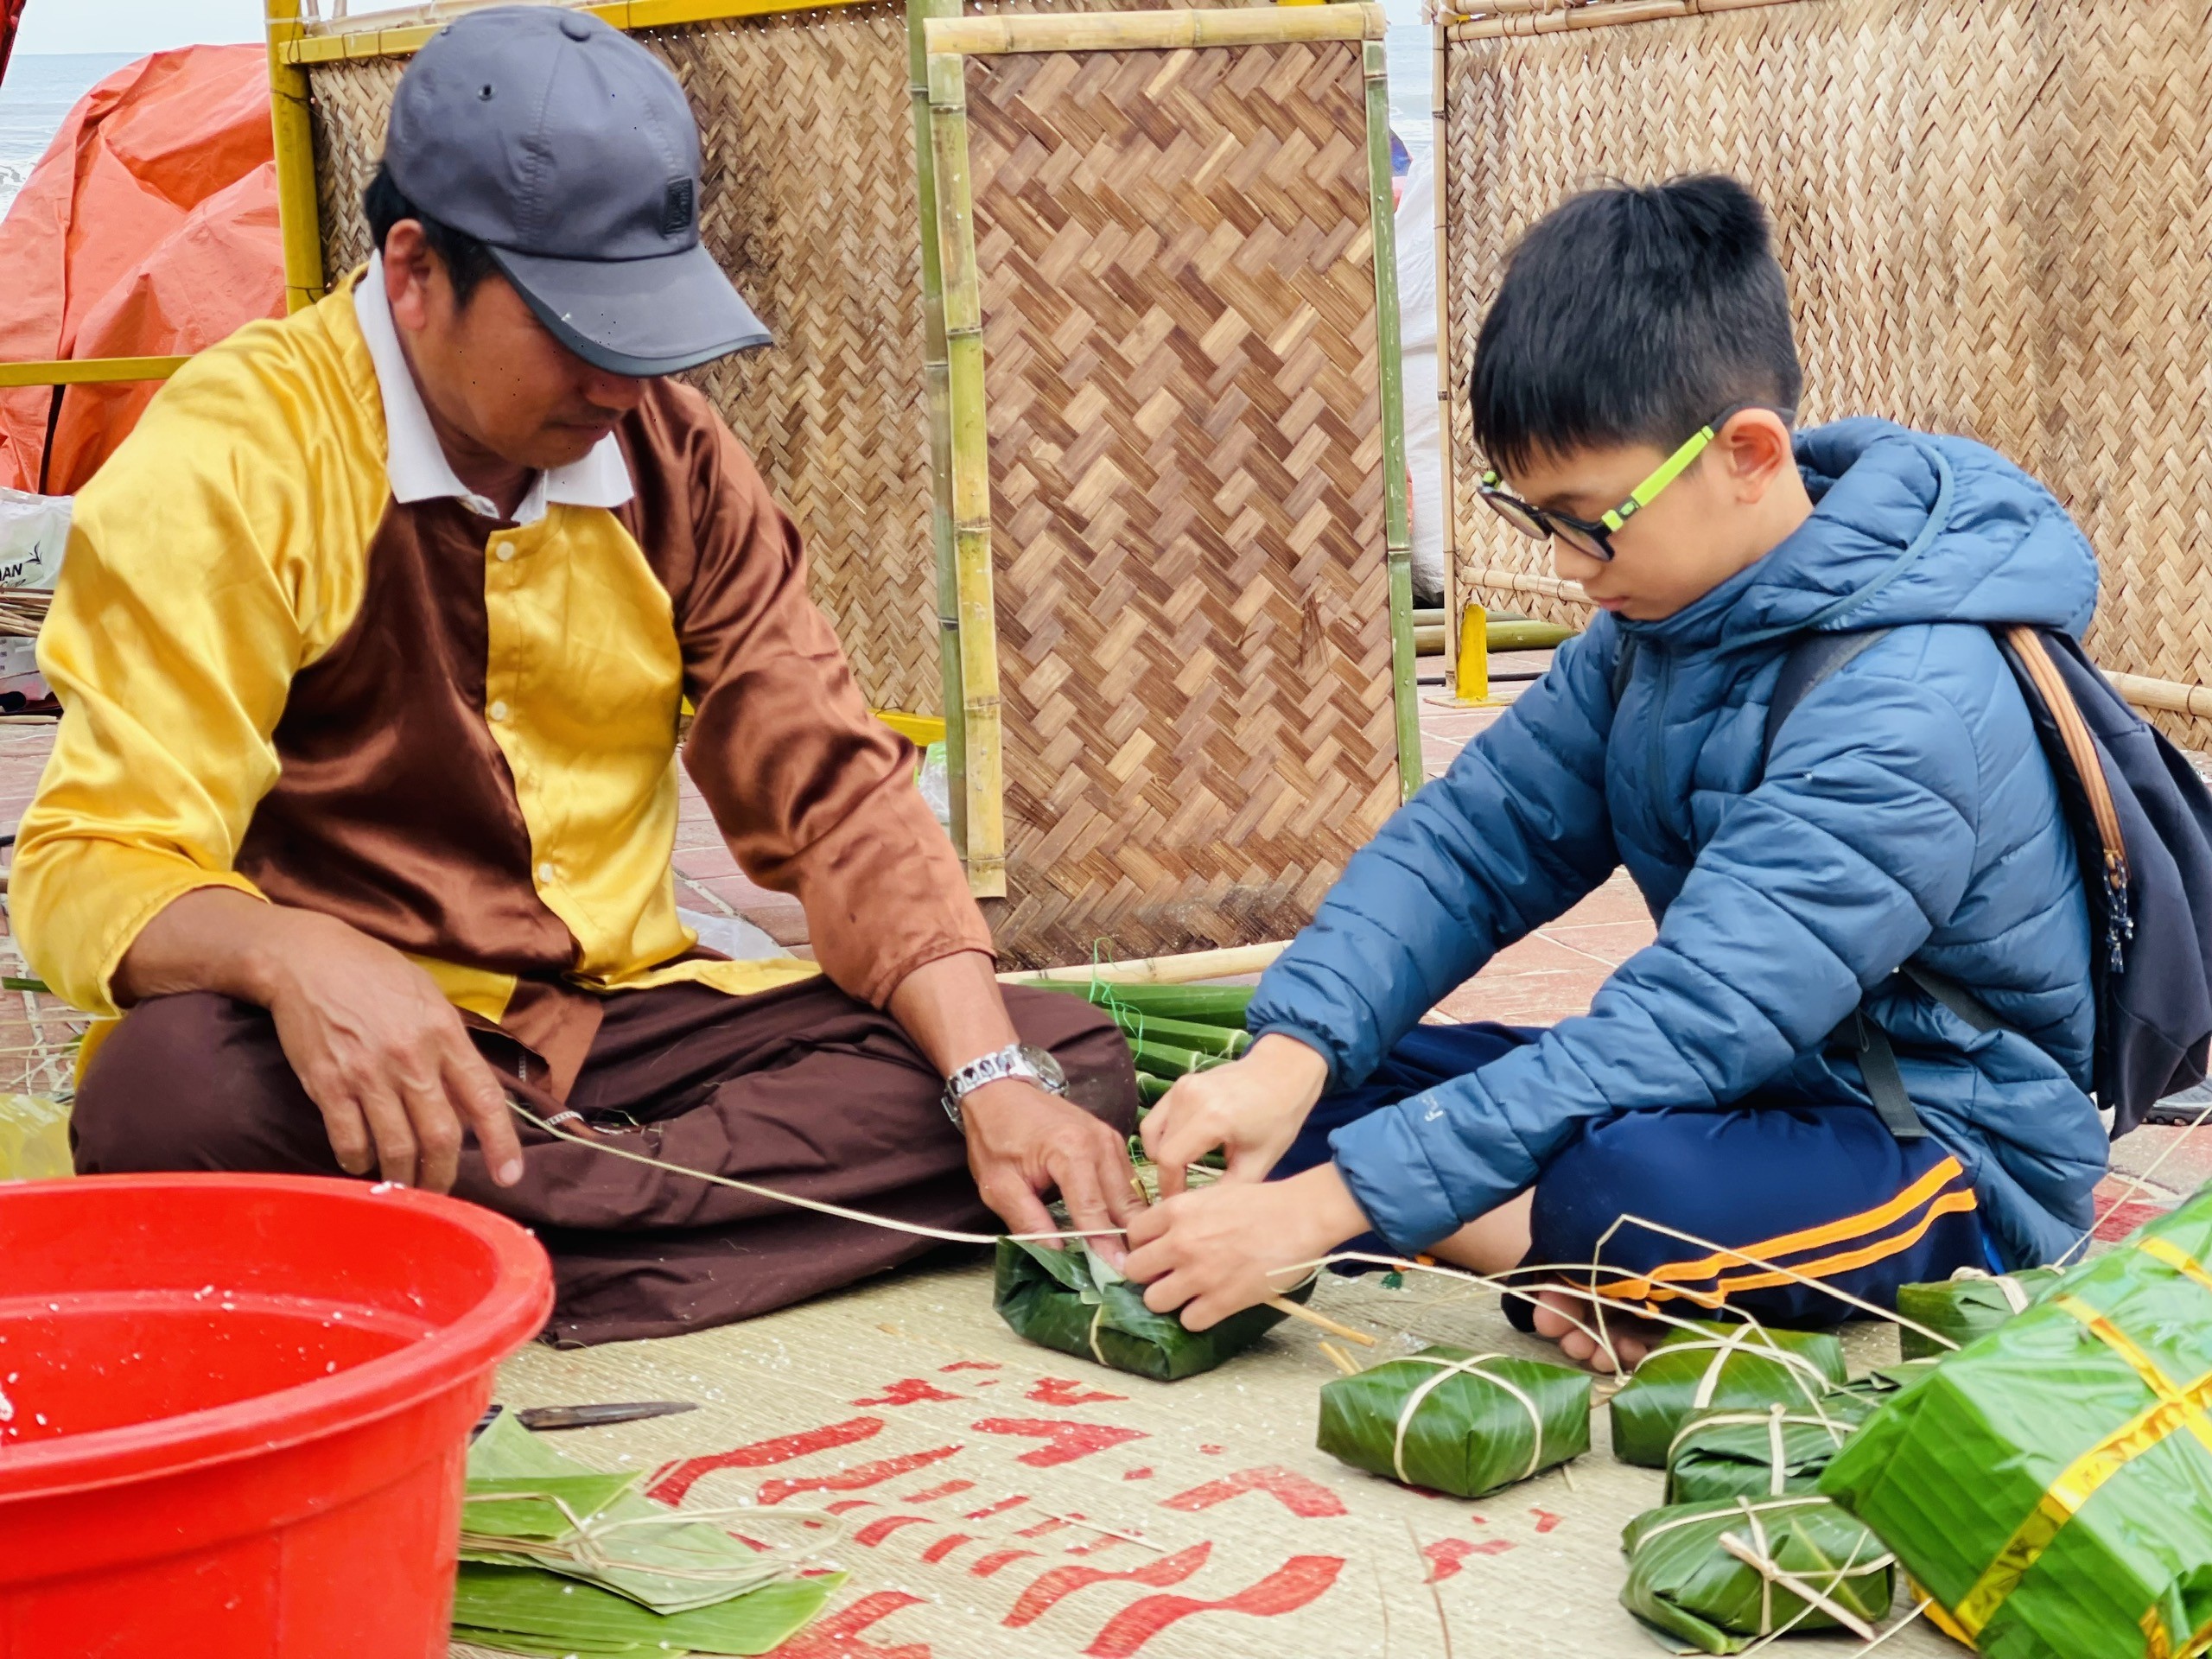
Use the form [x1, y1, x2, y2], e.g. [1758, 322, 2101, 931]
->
[1893, 1265, 2062, 1359]
[1822, 1187, 2212, 1658]
[1620, 1495, 1896, 1655]
[1316, 1343, 1591, 1497]
[1017, 980, 1252, 1106]
[994, 1235, 1309, 1380]
[1609, 1322, 1848, 1468]
[1663, 1398, 1876, 1504]
[454, 1411, 842, 1656]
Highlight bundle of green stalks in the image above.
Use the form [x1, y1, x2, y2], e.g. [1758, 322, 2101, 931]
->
[1014, 981, 1255, 1106]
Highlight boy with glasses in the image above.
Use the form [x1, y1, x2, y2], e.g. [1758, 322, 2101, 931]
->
[1123, 175, 2107, 1369]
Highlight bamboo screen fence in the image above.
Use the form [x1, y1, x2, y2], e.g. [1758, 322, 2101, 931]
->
[302, 0, 1247, 720]
[1440, 0, 2212, 747]
[927, 4, 1420, 968]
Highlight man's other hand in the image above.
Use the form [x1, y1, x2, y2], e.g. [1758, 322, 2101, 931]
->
[961, 1077, 1141, 1265]
[1140, 1033, 1329, 1199]
[114, 888, 526, 1194]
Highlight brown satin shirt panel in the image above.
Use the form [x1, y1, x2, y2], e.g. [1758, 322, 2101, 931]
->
[236, 494, 580, 978]
[618, 384, 994, 1007]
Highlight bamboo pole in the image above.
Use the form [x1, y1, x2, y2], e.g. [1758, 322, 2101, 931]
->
[1444, 0, 1804, 41]
[1433, 6, 1459, 683]
[268, 0, 328, 311]
[912, 0, 969, 860]
[280, 0, 884, 63]
[925, 3, 1385, 59]
[1001, 941, 1288, 986]
[0, 357, 188, 389]
[1363, 37, 1424, 804]
[2107, 672, 2212, 721]
[928, 51, 1007, 899]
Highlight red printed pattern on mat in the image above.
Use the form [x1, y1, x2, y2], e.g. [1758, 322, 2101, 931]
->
[1084, 1556, 1347, 1658]
[763, 1590, 931, 1659]
[1004, 1543, 1212, 1628]
[1026, 1377, 1128, 1407]
[758, 1446, 963, 1506]
[648, 1416, 884, 1504]
[971, 1419, 1147, 1467]
[1159, 1465, 1347, 1518]
[855, 1378, 963, 1407]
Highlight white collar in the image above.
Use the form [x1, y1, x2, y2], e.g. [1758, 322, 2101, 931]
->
[353, 253, 633, 527]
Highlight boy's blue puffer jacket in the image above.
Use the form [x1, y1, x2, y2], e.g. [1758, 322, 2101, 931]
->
[1249, 420, 2109, 1270]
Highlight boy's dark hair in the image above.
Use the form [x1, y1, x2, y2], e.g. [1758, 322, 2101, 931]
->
[362, 162, 499, 307]
[1469, 174, 1802, 475]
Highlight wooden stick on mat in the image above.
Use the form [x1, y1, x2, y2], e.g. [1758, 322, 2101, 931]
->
[1003, 942, 1287, 986]
[1266, 1295, 1378, 1346]
[1319, 1340, 1363, 1377]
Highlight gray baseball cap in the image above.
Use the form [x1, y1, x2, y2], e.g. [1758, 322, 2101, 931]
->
[384, 5, 770, 376]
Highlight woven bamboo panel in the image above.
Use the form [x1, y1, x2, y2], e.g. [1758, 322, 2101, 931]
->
[305, 0, 1241, 719]
[963, 39, 1398, 967]
[1443, 0, 2212, 745]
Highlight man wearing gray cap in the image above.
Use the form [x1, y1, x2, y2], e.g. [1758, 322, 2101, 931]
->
[16, 6, 1141, 1343]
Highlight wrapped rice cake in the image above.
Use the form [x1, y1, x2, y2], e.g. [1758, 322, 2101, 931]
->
[1620, 1495, 1896, 1655]
[1822, 1187, 2212, 1659]
[1664, 1398, 1875, 1504]
[1610, 1321, 1848, 1468]
[1317, 1344, 1591, 1498]
[1894, 1266, 2062, 1359]
[993, 1237, 1307, 1382]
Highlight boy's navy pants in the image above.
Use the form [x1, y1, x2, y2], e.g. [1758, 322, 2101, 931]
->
[1272, 1020, 1989, 1329]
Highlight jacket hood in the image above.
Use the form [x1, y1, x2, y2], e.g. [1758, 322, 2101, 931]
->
[1637, 418, 2100, 652]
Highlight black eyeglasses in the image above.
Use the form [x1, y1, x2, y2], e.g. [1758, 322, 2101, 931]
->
[1477, 404, 1774, 563]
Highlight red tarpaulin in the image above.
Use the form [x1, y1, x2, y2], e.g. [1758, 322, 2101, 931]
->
[0, 45, 283, 494]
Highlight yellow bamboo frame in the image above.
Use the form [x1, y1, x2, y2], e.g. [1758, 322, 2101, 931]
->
[0, 358, 188, 389]
[276, 0, 884, 63]
[924, 2, 1382, 56]
[1440, 0, 1804, 39]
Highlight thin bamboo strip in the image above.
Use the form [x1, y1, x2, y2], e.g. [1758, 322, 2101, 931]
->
[912, 0, 969, 855]
[0, 357, 188, 388]
[267, 0, 329, 310]
[925, 1, 1382, 56]
[928, 48, 1007, 898]
[1432, 10, 1458, 677]
[1000, 942, 1287, 985]
[1365, 35, 1423, 804]
[1445, 0, 1800, 38]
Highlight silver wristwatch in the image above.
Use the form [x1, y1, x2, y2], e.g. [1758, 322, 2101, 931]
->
[942, 1041, 1067, 1128]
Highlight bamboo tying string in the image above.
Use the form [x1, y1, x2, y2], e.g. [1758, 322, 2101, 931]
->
[925, 2, 1384, 58]
[1443, 0, 1802, 39]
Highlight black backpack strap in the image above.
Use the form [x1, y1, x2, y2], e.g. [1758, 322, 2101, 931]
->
[1611, 633, 1639, 705]
[1850, 1013, 1930, 1141]
[1762, 628, 1895, 772]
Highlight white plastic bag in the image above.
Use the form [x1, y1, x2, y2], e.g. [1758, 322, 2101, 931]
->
[0, 488, 69, 592]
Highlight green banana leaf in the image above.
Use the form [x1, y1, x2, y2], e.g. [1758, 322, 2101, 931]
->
[452, 1565, 842, 1657]
[1620, 1496, 1896, 1655]
[1663, 1398, 1875, 1505]
[1821, 1186, 2212, 1659]
[1831, 1357, 1942, 1408]
[1130, 1037, 1229, 1080]
[465, 1411, 790, 1613]
[1609, 1322, 1847, 1468]
[1017, 981, 1254, 1028]
[993, 1236, 1306, 1381]
[1894, 1266, 2062, 1360]
[1315, 1344, 1591, 1497]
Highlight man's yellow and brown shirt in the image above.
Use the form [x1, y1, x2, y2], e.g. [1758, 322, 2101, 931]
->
[15, 266, 988, 1091]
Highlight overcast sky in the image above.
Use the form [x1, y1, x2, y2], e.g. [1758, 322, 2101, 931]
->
[16, 0, 1422, 54]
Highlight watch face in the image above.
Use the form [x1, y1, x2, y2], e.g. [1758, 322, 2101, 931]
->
[1018, 1044, 1067, 1092]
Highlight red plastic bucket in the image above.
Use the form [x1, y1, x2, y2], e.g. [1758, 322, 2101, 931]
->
[0, 1173, 553, 1657]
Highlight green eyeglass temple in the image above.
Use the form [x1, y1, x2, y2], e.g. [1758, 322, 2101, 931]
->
[1600, 419, 1725, 532]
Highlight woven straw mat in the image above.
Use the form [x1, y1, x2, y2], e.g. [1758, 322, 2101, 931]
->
[1443, 0, 2212, 747]
[449, 1255, 1951, 1658]
[961, 40, 1401, 969]
[306, 0, 1246, 721]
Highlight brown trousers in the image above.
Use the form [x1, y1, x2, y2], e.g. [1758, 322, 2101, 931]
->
[72, 978, 1137, 1345]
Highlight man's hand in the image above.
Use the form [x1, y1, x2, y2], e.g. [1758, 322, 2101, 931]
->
[1140, 1033, 1330, 1198]
[1122, 1162, 1369, 1331]
[961, 1077, 1141, 1264]
[115, 887, 526, 1194]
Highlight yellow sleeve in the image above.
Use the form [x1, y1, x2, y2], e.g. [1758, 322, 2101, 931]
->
[13, 312, 379, 1014]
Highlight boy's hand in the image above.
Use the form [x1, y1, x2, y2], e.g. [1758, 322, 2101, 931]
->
[1141, 1033, 1330, 1198]
[1122, 1163, 1370, 1331]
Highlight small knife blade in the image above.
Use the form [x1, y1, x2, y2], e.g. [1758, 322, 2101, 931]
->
[473, 1400, 700, 1435]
